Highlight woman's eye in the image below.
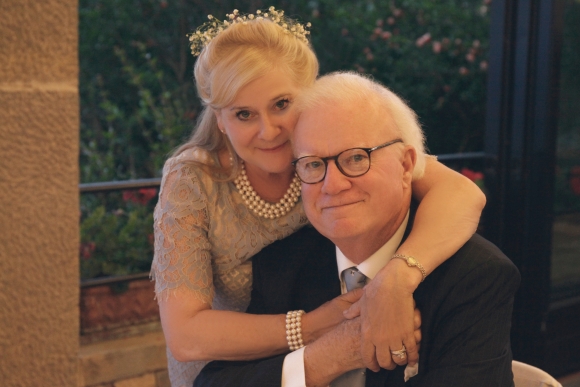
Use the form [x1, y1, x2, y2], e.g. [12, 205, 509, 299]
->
[236, 110, 252, 120]
[275, 99, 290, 110]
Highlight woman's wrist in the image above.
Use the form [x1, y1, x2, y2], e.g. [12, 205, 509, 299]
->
[301, 309, 321, 345]
[382, 257, 423, 293]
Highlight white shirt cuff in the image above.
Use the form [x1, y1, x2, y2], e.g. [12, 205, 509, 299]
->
[281, 347, 306, 387]
[404, 363, 419, 382]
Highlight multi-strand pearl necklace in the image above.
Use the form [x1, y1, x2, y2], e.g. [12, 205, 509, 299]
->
[234, 162, 301, 219]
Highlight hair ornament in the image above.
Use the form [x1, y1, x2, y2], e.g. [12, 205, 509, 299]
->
[188, 6, 312, 56]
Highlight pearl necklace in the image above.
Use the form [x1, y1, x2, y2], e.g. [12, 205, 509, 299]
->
[234, 162, 301, 219]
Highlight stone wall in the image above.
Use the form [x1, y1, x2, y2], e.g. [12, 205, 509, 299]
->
[0, 0, 80, 385]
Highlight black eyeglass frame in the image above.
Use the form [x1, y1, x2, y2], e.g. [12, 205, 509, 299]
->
[291, 138, 404, 184]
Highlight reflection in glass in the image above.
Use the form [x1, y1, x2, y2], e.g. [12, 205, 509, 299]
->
[551, 0, 580, 300]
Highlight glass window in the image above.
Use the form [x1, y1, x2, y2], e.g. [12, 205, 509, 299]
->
[551, 0, 580, 300]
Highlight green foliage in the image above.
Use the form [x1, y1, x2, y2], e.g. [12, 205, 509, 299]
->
[79, 0, 490, 278]
[80, 189, 157, 279]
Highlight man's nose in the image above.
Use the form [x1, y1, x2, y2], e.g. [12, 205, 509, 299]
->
[321, 160, 351, 194]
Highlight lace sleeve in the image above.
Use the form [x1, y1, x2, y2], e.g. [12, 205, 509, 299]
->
[151, 160, 214, 305]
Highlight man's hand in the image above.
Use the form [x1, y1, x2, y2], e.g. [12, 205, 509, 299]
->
[344, 259, 422, 371]
[304, 318, 365, 387]
[302, 288, 363, 344]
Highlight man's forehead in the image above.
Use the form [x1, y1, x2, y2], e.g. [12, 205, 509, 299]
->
[294, 103, 394, 155]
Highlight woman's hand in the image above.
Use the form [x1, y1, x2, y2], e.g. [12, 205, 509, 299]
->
[301, 288, 364, 344]
[343, 258, 421, 371]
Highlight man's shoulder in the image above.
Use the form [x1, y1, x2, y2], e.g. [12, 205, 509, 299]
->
[252, 226, 334, 268]
[252, 225, 334, 261]
[439, 233, 521, 287]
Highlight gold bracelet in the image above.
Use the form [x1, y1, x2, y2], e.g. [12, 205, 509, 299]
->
[285, 310, 305, 351]
[392, 254, 427, 282]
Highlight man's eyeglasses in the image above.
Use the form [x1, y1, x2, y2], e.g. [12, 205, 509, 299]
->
[291, 138, 404, 184]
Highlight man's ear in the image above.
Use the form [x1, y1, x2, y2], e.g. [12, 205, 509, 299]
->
[401, 145, 417, 188]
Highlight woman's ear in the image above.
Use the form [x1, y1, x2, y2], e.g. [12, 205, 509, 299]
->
[214, 109, 225, 133]
[401, 145, 417, 188]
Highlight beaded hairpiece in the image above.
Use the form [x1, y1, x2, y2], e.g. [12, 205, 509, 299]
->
[188, 6, 312, 56]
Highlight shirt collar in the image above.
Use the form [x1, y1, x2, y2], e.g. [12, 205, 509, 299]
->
[336, 210, 410, 282]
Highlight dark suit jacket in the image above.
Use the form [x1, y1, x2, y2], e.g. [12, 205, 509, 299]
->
[195, 226, 520, 387]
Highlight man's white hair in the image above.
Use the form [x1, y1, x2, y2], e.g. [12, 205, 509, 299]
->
[296, 71, 427, 179]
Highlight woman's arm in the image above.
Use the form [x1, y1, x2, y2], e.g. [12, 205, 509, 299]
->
[351, 157, 486, 370]
[160, 289, 361, 362]
[155, 161, 356, 362]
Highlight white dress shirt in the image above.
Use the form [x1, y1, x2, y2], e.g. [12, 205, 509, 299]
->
[282, 211, 418, 386]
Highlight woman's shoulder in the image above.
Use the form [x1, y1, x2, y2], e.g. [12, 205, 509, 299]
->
[159, 148, 223, 194]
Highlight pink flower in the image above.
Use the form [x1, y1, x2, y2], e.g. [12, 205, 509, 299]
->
[570, 166, 580, 195]
[466, 53, 475, 62]
[80, 242, 96, 260]
[432, 41, 442, 54]
[459, 67, 469, 76]
[416, 33, 432, 48]
[122, 188, 158, 205]
[480, 61, 488, 71]
[387, 17, 396, 25]
[381, 31, 392, 40]
[393, 9, 403, 18]
[461, 168, 484, 182]
[341, 28, 349, 36]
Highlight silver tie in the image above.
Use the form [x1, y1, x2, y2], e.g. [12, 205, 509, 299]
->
[330, 267, 368, 387]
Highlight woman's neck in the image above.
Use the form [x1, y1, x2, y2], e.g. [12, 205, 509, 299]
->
[243, 162, 295, 203]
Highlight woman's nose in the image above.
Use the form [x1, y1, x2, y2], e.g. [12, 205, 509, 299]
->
[258, 114, 281, 141]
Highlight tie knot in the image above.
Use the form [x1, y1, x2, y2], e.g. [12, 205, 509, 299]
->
[342, 267, 367, 292]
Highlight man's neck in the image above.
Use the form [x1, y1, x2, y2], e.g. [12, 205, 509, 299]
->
[336, 210, 410, 282]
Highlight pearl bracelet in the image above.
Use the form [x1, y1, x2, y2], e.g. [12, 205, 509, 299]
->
[286, 310, 305, 351]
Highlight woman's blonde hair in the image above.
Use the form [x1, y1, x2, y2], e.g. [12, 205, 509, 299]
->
[173, 18, 319, 180]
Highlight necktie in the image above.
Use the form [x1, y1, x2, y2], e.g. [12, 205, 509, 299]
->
[330, 267, 368, 387]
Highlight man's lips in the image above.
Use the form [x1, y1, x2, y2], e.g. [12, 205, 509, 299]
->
[320, 199, 363, 211]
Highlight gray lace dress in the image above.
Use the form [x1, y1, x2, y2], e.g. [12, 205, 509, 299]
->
[150, 148, 308, 387]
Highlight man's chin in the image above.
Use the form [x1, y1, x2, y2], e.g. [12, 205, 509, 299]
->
[314, 218, 363, 243]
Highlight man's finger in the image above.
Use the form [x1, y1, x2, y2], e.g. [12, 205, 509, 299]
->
[343, 300, 361, 319]
[414, 328, 422, 346]
[413, 308, 421, 329]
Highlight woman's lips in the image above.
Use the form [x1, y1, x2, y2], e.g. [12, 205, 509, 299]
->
[258, 142, 288, 152]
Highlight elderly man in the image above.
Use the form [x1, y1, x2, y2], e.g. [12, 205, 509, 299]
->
[195, 72, 520, 387]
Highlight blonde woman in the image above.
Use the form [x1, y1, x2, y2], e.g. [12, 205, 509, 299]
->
[151, 8, 486, 386]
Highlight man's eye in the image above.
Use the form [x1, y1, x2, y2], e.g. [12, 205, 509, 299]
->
[304, 160, 324, 170]
[345, 154, 367, 164]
